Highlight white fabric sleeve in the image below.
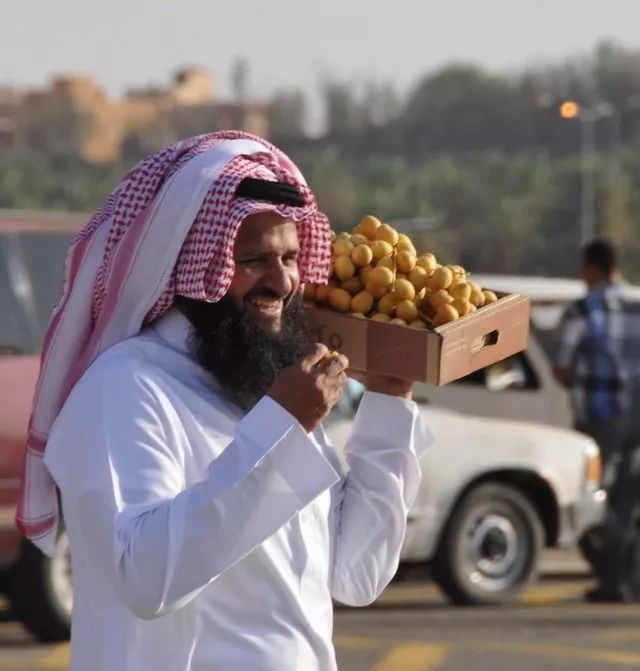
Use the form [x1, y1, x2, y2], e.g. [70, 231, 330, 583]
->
[46, 370, 340, 620]
[327, 390, 432, 606]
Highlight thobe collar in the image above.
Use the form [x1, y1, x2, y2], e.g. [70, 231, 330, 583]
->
[149, 308, 194, 357]
[147, 307, 227, 397]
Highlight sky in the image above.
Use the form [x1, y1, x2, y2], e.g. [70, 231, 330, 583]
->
[3, 0, 640, 105]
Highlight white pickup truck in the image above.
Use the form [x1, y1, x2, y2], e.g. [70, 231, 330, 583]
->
[326, 378, 605, 606]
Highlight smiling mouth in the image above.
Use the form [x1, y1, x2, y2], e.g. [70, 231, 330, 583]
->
[246, 296, 284, 320]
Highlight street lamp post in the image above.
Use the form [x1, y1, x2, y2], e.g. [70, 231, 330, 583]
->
[580, 108, 596, 244]
[559, 100, 615, 246]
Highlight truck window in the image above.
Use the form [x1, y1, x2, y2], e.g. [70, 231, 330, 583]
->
[452, 351, 540, 391]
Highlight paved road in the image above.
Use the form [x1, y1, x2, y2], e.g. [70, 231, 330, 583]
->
[2, 554, 638, 671]
[334, 577, 640, 671]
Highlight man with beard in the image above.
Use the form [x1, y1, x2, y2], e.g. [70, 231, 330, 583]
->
[16, 132, 429, 671]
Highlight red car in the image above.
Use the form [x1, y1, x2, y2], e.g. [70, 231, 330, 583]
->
[0, 212, 85, 641]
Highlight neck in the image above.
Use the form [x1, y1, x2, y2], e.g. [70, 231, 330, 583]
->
[584, 269, 614, 288]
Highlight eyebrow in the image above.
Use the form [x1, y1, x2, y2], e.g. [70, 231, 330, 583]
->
[237, 247, 299, 259]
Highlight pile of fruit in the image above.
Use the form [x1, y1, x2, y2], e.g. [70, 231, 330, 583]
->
[304, 215, 498, 329]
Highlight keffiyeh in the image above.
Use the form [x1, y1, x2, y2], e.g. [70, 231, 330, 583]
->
[16, 131, 332, 554]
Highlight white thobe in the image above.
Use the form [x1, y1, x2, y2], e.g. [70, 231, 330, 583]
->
[44, 308, 429, 671]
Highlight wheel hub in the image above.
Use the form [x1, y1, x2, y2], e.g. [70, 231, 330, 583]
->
[465, 513, 522, 587]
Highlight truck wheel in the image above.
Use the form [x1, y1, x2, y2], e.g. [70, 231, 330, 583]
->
[7, 530, 72, 641]
[433, 482, 543, 605]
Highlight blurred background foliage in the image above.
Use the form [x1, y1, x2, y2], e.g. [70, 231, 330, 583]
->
[3, 40, 640, 280]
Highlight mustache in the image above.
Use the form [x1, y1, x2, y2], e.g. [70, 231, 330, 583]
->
[244, 289, 282, 302]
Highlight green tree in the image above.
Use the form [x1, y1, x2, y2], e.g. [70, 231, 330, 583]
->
[401, 64, 531, 156]
[269, 89, 308, 140]
[321, 80, 362, 137]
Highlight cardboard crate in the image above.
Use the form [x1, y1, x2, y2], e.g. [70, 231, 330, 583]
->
[306, 293, 531, 385]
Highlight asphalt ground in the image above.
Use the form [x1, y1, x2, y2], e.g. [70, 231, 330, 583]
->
[334, 577, 640, 671]
[3, 551, 638, 671]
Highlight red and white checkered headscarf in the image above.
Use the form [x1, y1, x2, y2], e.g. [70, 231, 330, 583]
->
[16, 130, 332, 554]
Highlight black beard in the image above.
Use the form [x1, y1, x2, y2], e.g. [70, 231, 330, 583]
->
[174, 293, 310, 412]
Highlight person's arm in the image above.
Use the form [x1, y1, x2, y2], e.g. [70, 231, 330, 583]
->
[325, 377, 432, 606]
[46, 362, 340, 621]
[553, 303, 585, 387]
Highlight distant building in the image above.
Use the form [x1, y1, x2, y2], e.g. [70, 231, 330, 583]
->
[2, 68, 272, 162]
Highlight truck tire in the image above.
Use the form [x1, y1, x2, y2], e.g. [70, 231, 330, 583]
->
[7, 530, 72, 642]
[433, 482, 544, 605]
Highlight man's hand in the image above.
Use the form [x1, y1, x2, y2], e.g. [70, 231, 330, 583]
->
[268, 344, 349, 433]
[349, 371, 414, 400]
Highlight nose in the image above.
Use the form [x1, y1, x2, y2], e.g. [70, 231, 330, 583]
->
[262, 258, 294, 299]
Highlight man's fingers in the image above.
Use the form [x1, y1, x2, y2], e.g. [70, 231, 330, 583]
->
[302, 343, 330, 370]
[332, 377, 346, 399]
[323, 353, 349, 376]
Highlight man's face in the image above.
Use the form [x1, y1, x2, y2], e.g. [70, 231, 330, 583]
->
[227, 212, 301, 333]
[174, 211, 310, 411]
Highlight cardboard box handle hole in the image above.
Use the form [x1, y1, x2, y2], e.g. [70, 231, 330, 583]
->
[472, 329, 500, 353]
